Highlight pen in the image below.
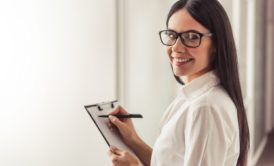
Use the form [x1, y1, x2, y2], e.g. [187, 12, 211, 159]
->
[98, 114, 143, 119]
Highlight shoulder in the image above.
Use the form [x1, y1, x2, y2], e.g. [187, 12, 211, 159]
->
[187, 85, 239, 141]
[190, 84, 237, 115]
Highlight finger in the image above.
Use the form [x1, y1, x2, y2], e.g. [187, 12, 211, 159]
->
[109, 145, 123, 155]
[108, 150, 120, 164]
[108, 149, 118, 157]
[108, 149, 114, 157]
[109, 115, 126, 129]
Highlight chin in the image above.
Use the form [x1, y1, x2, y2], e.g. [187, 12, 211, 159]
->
[173, 70, 187, 77]
[171, 66, 185, 76]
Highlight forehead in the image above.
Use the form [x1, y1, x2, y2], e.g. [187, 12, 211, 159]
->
[168, 8, 209, 33]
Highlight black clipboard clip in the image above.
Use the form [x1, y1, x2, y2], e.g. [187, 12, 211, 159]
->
[84, 99, 118, 111]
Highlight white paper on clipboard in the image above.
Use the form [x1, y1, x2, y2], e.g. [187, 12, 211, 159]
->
[84, 100, 134, 154]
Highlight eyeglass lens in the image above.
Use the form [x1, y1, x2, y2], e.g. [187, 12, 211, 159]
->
[160, 30, 201, 48]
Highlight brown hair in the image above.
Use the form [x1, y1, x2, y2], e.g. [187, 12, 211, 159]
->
[166, 0, 250, 165]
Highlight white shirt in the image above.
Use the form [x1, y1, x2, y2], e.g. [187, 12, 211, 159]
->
[151, 71, 240, 166]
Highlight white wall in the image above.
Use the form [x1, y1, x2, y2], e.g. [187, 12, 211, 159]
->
[0, 0, 116, 165]
[266, 0, 274, 133]
[118, 0, 177, 146]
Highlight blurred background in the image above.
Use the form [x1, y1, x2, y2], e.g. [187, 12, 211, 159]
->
[0, 0, 273, 165]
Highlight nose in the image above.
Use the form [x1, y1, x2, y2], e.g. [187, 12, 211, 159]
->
[171, 37, 187, 53]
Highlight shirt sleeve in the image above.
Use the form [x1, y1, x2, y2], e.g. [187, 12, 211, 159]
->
[184, 104, 230, 166]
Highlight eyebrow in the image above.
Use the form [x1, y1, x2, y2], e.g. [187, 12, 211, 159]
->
[167, 28, 178, 32]
[167, 28, 199, 33]
[167, 28, 211, 34]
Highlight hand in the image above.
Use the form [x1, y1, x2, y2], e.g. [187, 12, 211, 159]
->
[108, 145, 143, 166]
[108, 105, 140, 147]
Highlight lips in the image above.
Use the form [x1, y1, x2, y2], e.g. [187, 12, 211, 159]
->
[172, 57, 194, 67]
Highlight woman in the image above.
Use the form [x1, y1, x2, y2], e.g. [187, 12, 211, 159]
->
[108, 0, 250, 165]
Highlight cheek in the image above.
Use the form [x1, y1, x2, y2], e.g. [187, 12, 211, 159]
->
[191, 47, 212, 65]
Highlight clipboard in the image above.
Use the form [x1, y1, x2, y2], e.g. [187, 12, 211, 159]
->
[84, 100, 134, 154]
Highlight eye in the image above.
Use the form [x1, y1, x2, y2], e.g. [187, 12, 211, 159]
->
[186, 32, 200, 40]
[166, 31, 177, 39]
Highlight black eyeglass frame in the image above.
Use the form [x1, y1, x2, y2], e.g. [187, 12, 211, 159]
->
[159, 29, 213, 48]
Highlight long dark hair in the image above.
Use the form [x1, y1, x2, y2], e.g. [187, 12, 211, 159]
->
[166, 0, 250, 165]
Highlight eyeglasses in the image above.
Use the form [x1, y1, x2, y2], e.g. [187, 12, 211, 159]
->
[159, 29, 213, 48]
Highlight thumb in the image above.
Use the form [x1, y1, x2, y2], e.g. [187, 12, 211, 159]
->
[109, 145, 122, 155]
[109, 115, 125, 129]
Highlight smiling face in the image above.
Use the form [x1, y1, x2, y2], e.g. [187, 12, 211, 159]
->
[166, 8, 215, 83]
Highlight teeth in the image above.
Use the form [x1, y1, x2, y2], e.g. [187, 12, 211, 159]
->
[174, 58, 192, 63]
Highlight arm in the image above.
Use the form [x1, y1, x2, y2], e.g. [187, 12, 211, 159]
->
[129, 135, 152, 166]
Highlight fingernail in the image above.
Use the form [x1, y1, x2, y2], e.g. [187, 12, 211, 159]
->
[109, 115, 115, 121]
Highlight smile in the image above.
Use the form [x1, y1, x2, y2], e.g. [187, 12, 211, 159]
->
[174, 57, 193, 63]
[172, 57, 194, 67]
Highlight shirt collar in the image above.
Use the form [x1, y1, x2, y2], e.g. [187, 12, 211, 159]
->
[177, 70, 220, 100]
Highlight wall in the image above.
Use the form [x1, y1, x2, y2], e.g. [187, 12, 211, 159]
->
[0, 0, 116, 165]
[266, 0, 274, 133]
[118, 0, 177, 146]
[252, 0, 267, 153]
[245, 0, 269, 164]
[219, 0, 269, 165]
